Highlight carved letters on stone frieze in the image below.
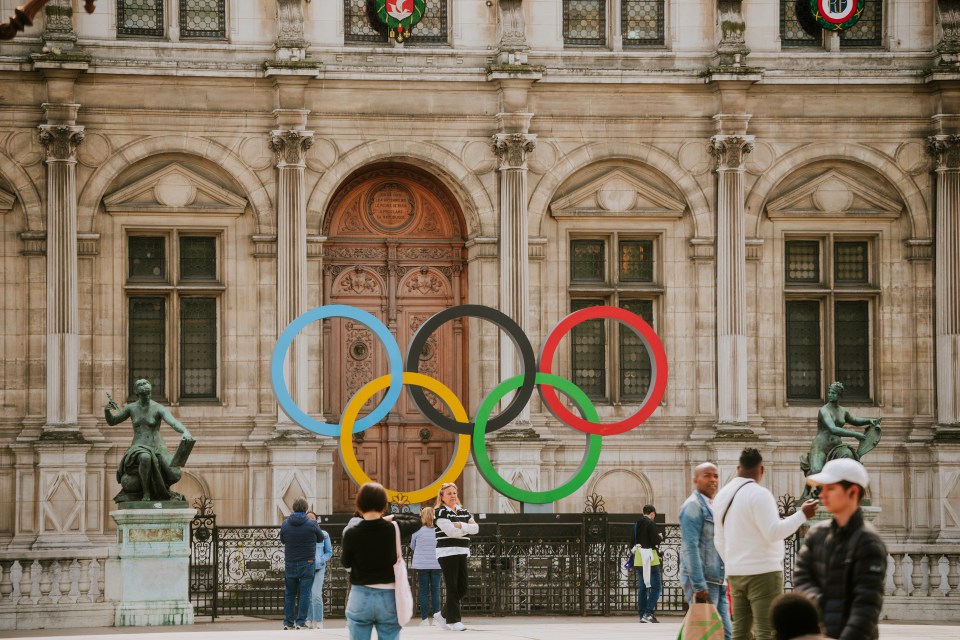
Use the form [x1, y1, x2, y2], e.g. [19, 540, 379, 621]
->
[38, 125, 84, 161]
[492, 133, 536, 170]
[269, 130, 314, 167]
[928, 135, 960, 170]
[710, 135, 754, 170]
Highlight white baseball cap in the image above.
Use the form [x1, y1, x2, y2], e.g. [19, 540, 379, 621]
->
[806, 458, 869, 489]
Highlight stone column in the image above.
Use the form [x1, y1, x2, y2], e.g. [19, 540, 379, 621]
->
[928, 134, 960, 426]
[710, 134, 753, 425]
[492, 130, 536, 393]
[270, 128, 313, 427]
[39, 114, 84, 429]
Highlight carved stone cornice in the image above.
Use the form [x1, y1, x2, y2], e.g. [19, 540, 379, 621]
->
[492, 132, 536, 170]
[938, 0, 960, 57]
[269, 129, 314, 167]
[38, 124, 84, 162]
[928, 134, 960, 170]
[715, 0, 750, 67]
[710, 135, 754, 170]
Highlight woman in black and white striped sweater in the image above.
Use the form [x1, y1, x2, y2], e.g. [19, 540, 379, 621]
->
[432, 482, 479, 632]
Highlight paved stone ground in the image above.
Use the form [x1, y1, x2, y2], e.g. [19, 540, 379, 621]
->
[2, 617, 957, 639]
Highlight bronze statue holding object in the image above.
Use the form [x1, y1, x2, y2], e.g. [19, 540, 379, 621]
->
[105, 378, 195, 506]
[800, 381, 881, 500]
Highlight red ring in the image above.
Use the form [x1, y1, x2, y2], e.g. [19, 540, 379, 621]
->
[538, 306, 668, 436]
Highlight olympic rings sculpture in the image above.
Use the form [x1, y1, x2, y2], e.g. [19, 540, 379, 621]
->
[271, 303, 668, 504]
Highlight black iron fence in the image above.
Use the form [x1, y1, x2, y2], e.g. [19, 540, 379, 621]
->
[190, 512, 799, 620]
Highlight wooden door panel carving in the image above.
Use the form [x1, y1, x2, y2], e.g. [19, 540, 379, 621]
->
[326, 164, 466, 513]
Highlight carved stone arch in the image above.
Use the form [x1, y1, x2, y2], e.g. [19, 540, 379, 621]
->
[176, 470, 212, 510]
[0, 149, 43, 232]
[528, 142, 713, 239]
[398, 266, 451, 299]
[77, 135, 273, 234]
[332, 266, 386, 296]
[745, 143, 929, 240]
[307, 141, 489, 238]
[587, 469, 655, 513]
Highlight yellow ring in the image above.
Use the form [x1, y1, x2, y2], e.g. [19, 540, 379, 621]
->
[339, 372, 471, 504]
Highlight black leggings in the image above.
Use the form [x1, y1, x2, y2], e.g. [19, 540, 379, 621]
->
[438, 554, 469, 623]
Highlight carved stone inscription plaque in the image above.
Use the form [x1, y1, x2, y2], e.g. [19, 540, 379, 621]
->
[368, 182, 415, 232]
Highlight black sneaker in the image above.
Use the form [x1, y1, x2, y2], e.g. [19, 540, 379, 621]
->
[649, 615, 660, 623]
[640, 615, 651, 623]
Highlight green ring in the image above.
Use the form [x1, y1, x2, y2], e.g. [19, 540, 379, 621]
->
[472, 373, 602, 504]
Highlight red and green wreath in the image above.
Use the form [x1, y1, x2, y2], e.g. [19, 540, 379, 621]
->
[810, 0, 864, 31]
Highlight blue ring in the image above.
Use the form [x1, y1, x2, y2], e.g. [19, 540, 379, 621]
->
[271, 305, 403, 436]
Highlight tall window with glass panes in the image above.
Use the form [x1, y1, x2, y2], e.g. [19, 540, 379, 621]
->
[562, 0, 665, 47]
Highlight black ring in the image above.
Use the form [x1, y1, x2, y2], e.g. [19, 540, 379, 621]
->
[404, 304, 537, 435]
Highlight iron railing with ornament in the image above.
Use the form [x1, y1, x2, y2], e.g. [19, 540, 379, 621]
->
[189, 494, 801, 620]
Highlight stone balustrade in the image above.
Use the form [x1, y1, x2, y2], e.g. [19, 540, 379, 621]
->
[883, 545, 960, 622]
[0, 549, 115, 630]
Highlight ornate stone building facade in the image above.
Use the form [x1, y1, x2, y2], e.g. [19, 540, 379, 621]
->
[0, 0, 958, 552]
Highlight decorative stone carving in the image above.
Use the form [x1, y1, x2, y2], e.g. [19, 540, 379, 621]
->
[404, 268, 444, 296]
[41, 0, 77, 53]
[710, 135, 754, 170]
[497, 0, 528, 53]
[339, 268, 380, 294]
[928, 134, 960, 170]
[269, 130, 314, 167]
[715, 0, 750, 67]
[492, 132, 536, 170]
[38, 124, 84, 161]
[938, 0, 960, 64]
[275, 0, 308, 61]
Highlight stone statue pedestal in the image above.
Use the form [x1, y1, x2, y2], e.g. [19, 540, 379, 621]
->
[807, 505, 881, 525]
[105, 508, 196, 626]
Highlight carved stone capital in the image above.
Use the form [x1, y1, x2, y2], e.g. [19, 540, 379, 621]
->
[715, 0, 750, 67]
[492, 132, 536, 170]
[270, 130, 314, 167]
[38, 124, 84, 161]
[710, 135, 754, 170]
[938, 0, 960, 58]
[928, 134, 960, 170]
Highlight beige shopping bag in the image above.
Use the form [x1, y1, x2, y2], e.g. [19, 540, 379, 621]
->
[677, 602, 724, 640]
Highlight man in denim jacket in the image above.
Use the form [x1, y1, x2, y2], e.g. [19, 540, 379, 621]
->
[679, 462, 732, 640]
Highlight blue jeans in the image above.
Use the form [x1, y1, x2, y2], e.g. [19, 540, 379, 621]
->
[417, 569, 442, 619]
[683, 582, 733, 640]
[308, 565, 327, 624]
[637, 565, 662, 618]
[346, 585, 401, 640]
[283, 560, 315, 628]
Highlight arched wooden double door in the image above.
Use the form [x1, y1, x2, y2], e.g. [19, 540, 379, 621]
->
[323, 164, 467, 513]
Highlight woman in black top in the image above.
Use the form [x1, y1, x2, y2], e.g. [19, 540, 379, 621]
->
[341, 482, 419, 640]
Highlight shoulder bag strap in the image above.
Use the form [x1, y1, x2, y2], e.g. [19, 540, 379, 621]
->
[393, 521, 402, 564]
[633, 522, 639, 547]
[721, 479, 755, 526]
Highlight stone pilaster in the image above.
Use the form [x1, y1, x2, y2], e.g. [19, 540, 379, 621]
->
[928, 134, 960, 427]
[492, 129, 536, 400]
[710, 134, 753, 425]
[38, 116, 83, 429]
[270, 128, 313, 428]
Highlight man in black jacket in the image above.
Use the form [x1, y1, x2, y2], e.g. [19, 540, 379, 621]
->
[634, 504, 663, 623]
[280, 497, 323, 630]
[794, 459, 887, 640]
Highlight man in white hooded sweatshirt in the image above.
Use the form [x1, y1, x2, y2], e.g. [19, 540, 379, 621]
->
[713, 448, 819, 640]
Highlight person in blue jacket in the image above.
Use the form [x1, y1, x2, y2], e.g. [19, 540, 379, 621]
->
[306, 511, 333, 629]
[280, 497, 323, 630]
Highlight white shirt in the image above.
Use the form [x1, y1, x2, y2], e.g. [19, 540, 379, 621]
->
[713, 477, 808, 576]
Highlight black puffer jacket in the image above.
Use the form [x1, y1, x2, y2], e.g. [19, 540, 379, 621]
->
[794, 509, 887, 640]
[634, 516, 662, 554]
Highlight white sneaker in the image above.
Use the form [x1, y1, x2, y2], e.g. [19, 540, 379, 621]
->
[451, 622, 467, 631]
[434, 612, 450, 630]
[314, 622, 323, 630]
[420, 619, 431, 627]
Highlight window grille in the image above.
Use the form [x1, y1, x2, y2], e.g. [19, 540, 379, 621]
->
[785, 300, 822, 400]
[180, 298, 218, 399]
[563, 0, 606, 46]
[129, 298, 167, 399]
[619, 240, 654, 283]
[834, 241, 868, 284]
[571, 240, 606, 282]
[619, 299, 653, 401]
[834, 301, 870, 399]
[780, 0, 820, 47]
[117, 0, 164, 37]
[785, 241, 820, 285]
[839, 0, 883, 47]
[180, 0, 226, 39]
[129, 236, 166, 281]
[621, 0, 664, 47]
[180, 237, 217, 280]
[571, 299, 607, 399]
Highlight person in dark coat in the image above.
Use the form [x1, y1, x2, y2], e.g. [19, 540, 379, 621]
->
[280, 496, 323, 630]
[794, 459, 886, 640]
[634, 504, 663, 623]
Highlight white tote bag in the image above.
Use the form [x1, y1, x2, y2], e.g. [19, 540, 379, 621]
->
[393, 521, 414, 626]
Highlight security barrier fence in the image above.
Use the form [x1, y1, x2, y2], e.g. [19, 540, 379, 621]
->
[189, 512, 800, 620]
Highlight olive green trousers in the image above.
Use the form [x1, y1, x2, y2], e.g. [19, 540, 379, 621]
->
[728, 571, 783, 640]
